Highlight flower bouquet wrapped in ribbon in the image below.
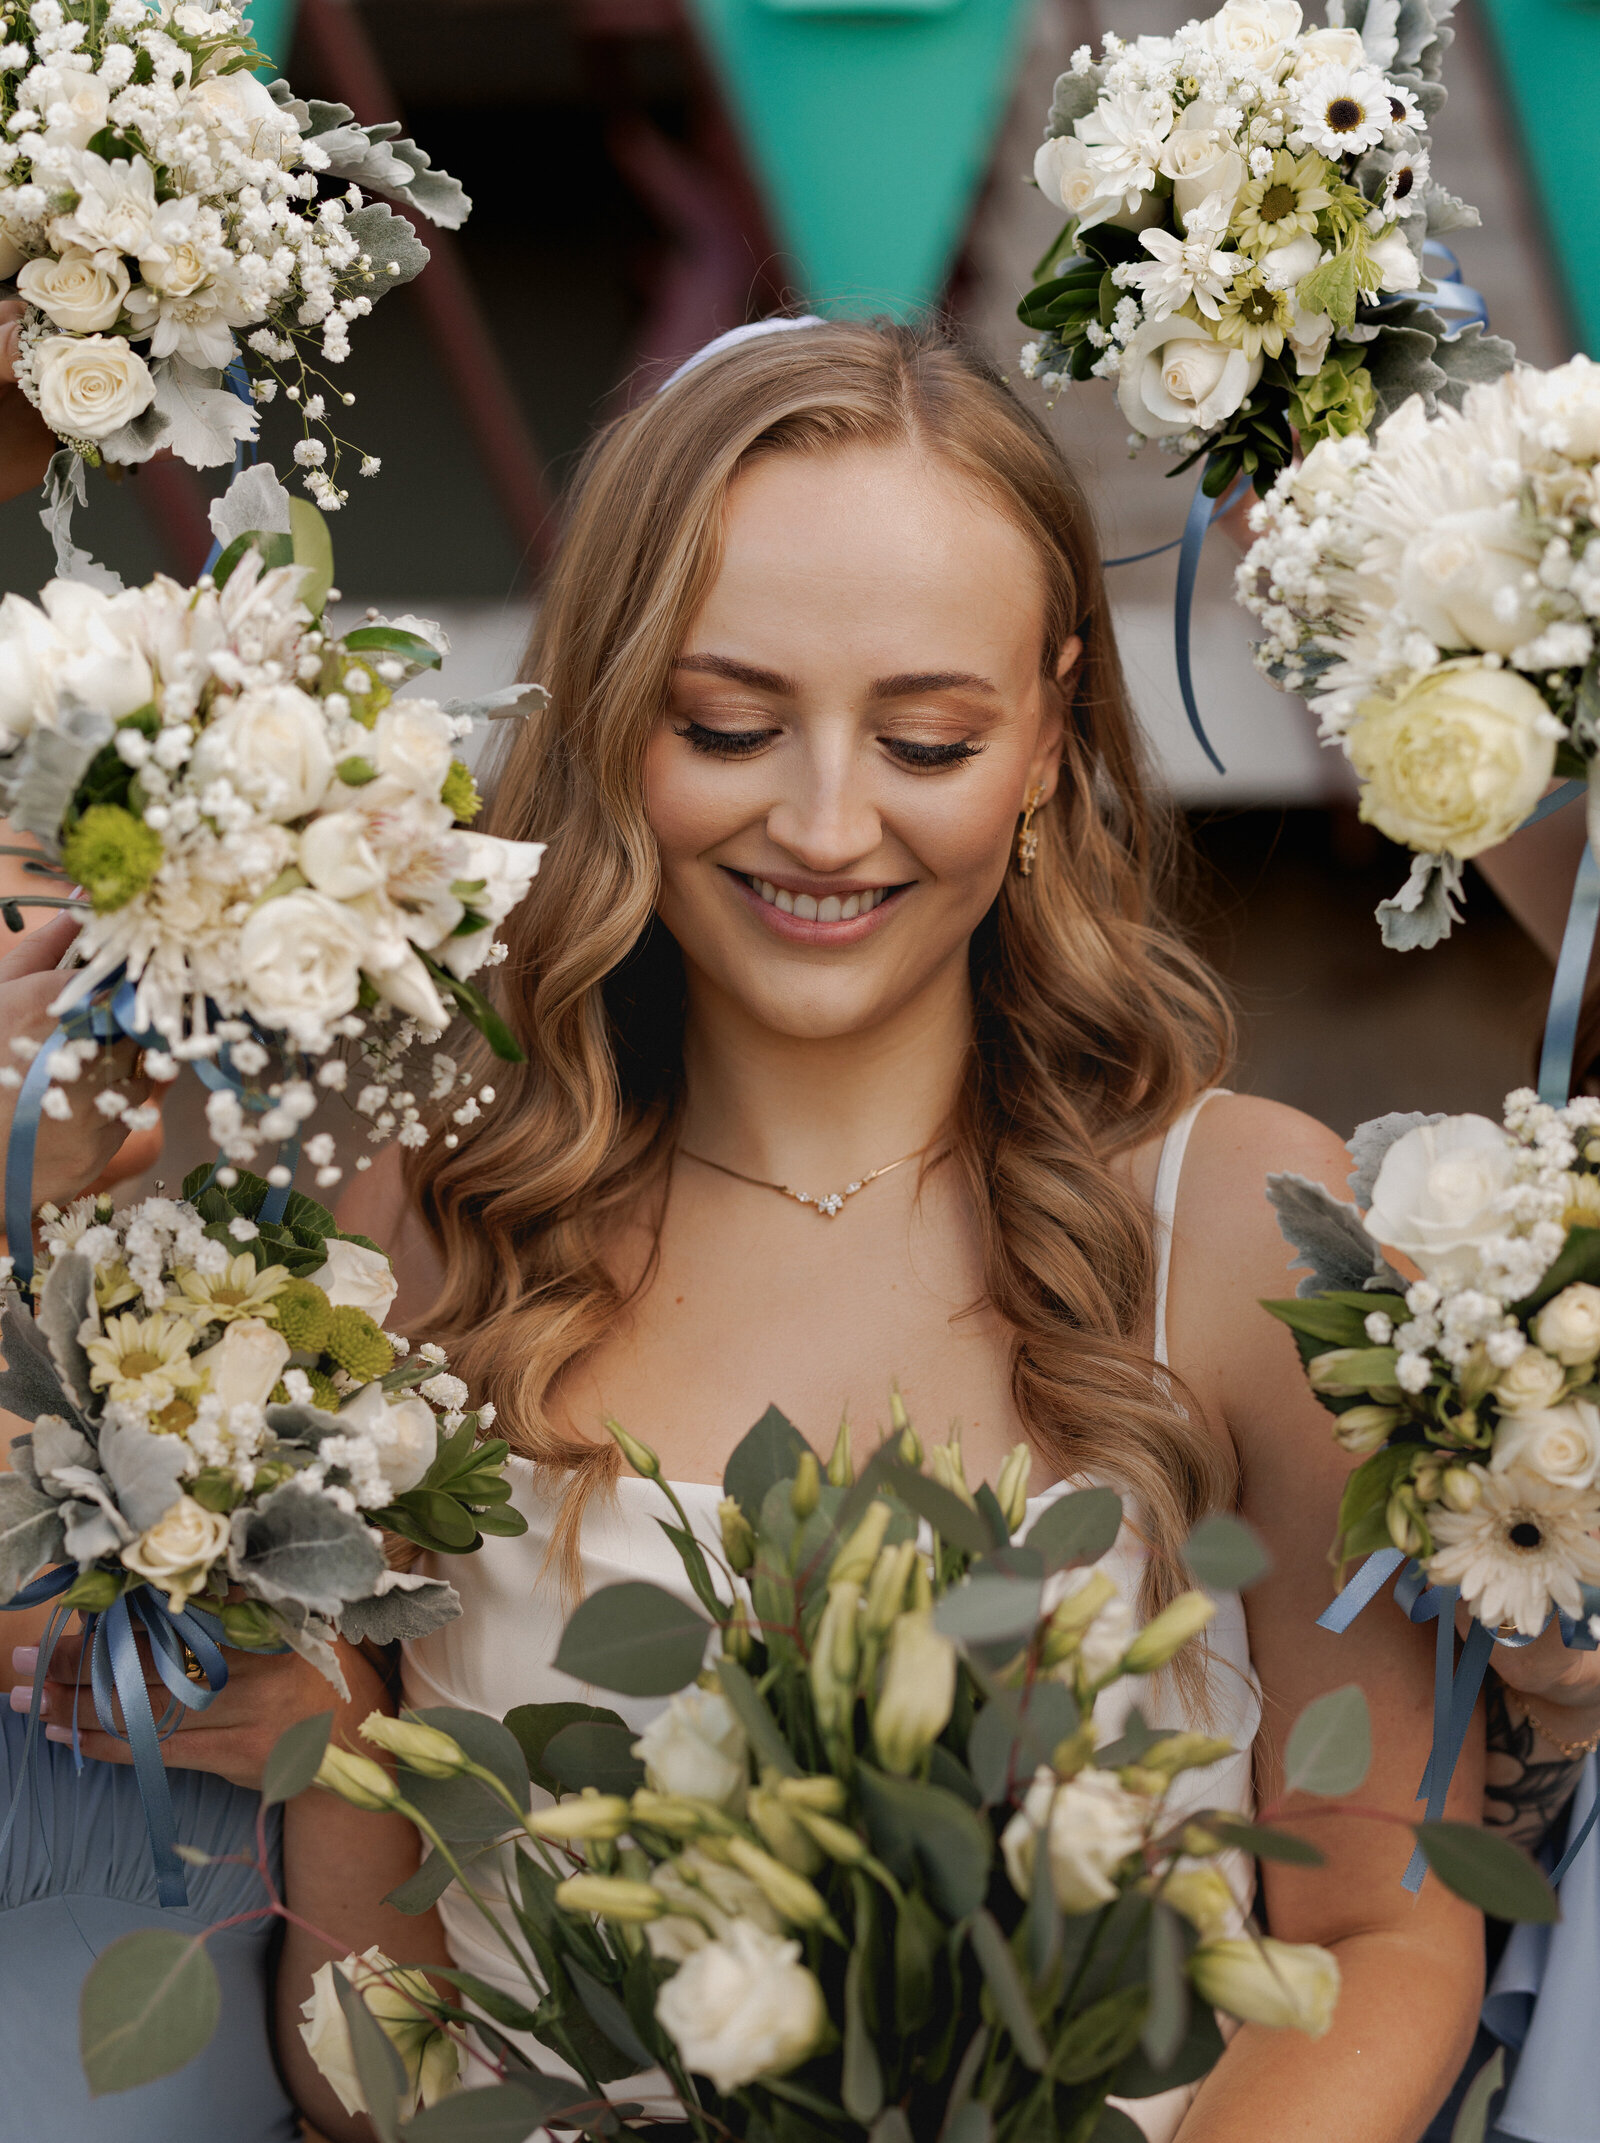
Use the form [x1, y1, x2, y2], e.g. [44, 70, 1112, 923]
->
[1017, 0, 1506, 500]
[91, 1407, 1555, 2134]
[0, 0, 467, 552]
[1237, 354, 1600, 948]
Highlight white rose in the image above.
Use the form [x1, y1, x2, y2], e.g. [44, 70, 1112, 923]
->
[120, 1493, 231, 1615]
[1364, 1113, 1524, 1286]
[192, 685, 334, 821]
[1370, 227, 1421, 293]
[1160, 107, 1246, 229]
[188, 69, 301, 159]
[372, 704, 456, 800]
[237, 889, 365, 1046]
[194, 1317, 290, 1411]
[1190, 1937, 1339, 2037]
[647, 1846, 784, 1965]
[1117, 314, 1262, 439]
[18, 251, 130, 333]
[1286, 304, 1334, 375]
[1291, 25, 1368, 75]
[632, 1687, 748, 1810]
[1534, 1284, 1600, 1366]
[300, 809, 386, 899]
[30, 333, 155, 442]
[298, 1948, 458, 2121]
[1398, 508, 1546, 658]
[1346, 663, 1557, 860]
[138, 201, 212, 299]
[319, 1236, 400, 1322]
[1492, 1401, 1600, 1492]
[1494, 1346, 1569, 1415]
[337, 1381, 437, 1497]
[1034, 135, 1163, 233]
[654, 1919, 826, 2096]
[434, 832, 544, 979]
[345, 895, 453, 1030]
[1259, 232, 1322, 291]
[37, 577, 154, 719]
[1199, 0, 1304, 72]
[1001, 1764, 1149, 1912]
[38, 69, 111, 150]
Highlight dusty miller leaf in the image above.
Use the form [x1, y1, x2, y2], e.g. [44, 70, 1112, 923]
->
[1046, 68, 1102, 134]
[10, 705, 113, 847]
[0, 1473, 65, 1600]
[1376, 853, 1463, 950]
[228, 1480, 386, 1618]
[340, 203, 429, 295]
[208, 462, 292, 549]
[1265, 1173, 1393, 1298]
[336, 1573, 461, 1645]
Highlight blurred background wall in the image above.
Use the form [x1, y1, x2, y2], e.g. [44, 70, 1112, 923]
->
[2, 0, 1594, 1155]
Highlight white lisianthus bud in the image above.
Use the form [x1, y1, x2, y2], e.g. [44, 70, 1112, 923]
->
[1040, 1566, 1135, 1683]
[530, 1792, 633, 1842]
[119, 1494, 231, 1615]
[1493, 1345, 1567, 1415]
[607, 1418, 661, 1480]
[1534, 1285, 1600, 1367]
[811, 1579, 861, 1742]
[747, 1783, 825, 1874]
[31, 332, 156, 440]
[632, 1689, 748, 1812]
[1332, 1403, 1402, 1455]
[1160, 1864, 1239, 1941]
[829, 1499, 892, 1588]
[298, 1948, 459, 2120]
[645, 1846, 784, 1963]
[1121, 1590, 1216, 1674]
[1490, 1401, 1600, 1493]
[872, 1608, 957, 1775]
[556, 1874, 668, 1922]
[315, 1744, 406, 1812]
[994, 1441, 1032, 1534]
[722, 1838, 831, 1927]
[1189, 1936, 1341, 2037]
[654, 1919, 827, 2094]
[1001, 1764, 1150, 1911]
[317, 1237, 400, 1323]
[862, 1539, 919, 1638]
[1440, 1466, 1482, 1513]
[359, 1713, 472, 1780]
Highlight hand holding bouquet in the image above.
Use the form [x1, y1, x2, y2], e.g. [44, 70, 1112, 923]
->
[1019, 0, 1509, 498]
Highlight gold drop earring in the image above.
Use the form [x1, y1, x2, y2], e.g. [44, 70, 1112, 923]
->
[1015, 783, 1047, 876]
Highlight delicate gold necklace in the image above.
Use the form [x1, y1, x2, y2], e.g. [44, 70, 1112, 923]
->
[678, 1141, 935, 1218]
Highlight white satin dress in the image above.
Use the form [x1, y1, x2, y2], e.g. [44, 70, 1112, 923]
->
[403, 1091, 1260, 2141]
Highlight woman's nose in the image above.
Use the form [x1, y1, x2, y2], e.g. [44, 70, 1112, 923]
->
[764, 762, 883, 873]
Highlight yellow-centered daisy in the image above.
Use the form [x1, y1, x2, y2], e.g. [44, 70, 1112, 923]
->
[85, 1311, 203, 1408]
[1215, 267, 1292, 360]
[1232, 150, 1332, 254]
[173, 1254, 292, 1325]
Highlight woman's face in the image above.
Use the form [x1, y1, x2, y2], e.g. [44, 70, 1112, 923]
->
[644, 441, 1075, 1042]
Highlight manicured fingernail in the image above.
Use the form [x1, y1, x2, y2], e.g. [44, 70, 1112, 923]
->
[44, 1725, 71, 1743]
[11, 1647, 38, 1676]
[8, 1683, 35, 1713]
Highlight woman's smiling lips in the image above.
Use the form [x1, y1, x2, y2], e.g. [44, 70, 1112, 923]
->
[725, 868, 908, 944]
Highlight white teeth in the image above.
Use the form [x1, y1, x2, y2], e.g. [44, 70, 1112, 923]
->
[793, 893, 819, 921]
[817, 895, 842, 923]
[749, 878, 891, 919]
[840, 894, 860, 920]
[759, 881, 776, 904]
[775, 887, 794, 913]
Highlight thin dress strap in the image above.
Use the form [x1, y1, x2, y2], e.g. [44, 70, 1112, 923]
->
[1151, 1089, 1228, 1368]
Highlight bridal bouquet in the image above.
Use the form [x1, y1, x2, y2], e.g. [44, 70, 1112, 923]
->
[1018, 0, 1509, 498]
[1238, 356, 1600, 946]
[0, 1164, 524, 1678]
[0, 464, 543, 1187]
[1266, 1094, 1600, 1638]
[0, 0, 465, 507]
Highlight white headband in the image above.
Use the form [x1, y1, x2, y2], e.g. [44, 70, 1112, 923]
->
[658, 314, 827, 392]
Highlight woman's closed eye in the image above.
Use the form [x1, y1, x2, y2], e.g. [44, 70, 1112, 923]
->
[673, 719, 779, 758]
[883, 736, 983, 771]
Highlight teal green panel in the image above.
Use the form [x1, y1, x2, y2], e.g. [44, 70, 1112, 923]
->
[1476, 0, 1600, 355]
[243, 0, 297, 71]
[685, 0, 1034, 316]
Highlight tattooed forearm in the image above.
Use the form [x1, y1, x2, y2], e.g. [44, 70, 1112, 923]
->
[1484, 1678, 1586, 1854]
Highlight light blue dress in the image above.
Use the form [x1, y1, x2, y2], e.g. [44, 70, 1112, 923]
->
[0, 1705, 299, 2142]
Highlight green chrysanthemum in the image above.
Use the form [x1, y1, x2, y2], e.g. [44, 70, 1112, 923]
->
[441, 757, 481, 823]
[270, 1277, 334, 1352]
[61, 804, 164, 914]
[323, 1305, 395, 1382]
[305, 1365, 344, 1412]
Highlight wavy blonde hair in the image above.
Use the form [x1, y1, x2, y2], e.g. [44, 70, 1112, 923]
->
[407, 319, 1236, 1623]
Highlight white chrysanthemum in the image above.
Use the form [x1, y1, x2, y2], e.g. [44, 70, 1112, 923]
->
[1427, 1466, 1600, 1637]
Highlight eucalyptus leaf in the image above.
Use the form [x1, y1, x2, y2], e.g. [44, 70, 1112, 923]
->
[260, 1709, 333, 1808]
[1201, 1815, 1324, 1867]
[968, 1908, 1047, 2070]
[944, 2106, 993, 2143]
[967, 1683, 1079, 1806]
[385, 1839, 495, 1915]
[1023, 1485, 1123, 1570]
[566, 1960, 656, 2069]
[843, 1881, 885, 2121]
[881, 1460, 996, 1557]
[1284, 1685, 1372, 1797]
[1141, 1902, 1189, 2069]
[717, 1655, 800, 1775]
[79, 1929, 221, 2094]
[1413, 1822, 1559, 1922]
[857, 1764, 992, 1920]
[334, 1964, 406, 2143]
[503, 1700, 629, 1797]
[1450, 2047, 1507, 2143]
[724, 1404, 813, 1524]
[403, 1707, 528, 1842]
[402, 2078, 595, 2141]
[553, 1580, 710, 1697]
[542, 1721, 646, 1797]
[1053, 1984, 1149, 2085]
[870, 2113, 916, 2143]
[1183, 1514, 1271, 1593]
[934, 1570, 1044, 1645]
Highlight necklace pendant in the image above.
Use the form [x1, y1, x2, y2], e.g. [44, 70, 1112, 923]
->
[815, 1192, 845, 1216]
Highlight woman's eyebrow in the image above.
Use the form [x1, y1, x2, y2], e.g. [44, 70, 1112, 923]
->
[674, 654, 797, 693]
[870, 670, 1000, 699]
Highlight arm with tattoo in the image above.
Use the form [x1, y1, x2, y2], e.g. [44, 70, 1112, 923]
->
[1484, 1677, 1587, 1855]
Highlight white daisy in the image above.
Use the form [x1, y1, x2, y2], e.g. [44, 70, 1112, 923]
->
[1291, 64, 1398, 159]
[1427, 1465, 1600, 1637]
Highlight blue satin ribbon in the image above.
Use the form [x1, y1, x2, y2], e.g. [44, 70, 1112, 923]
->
[1419, 240, 1490, 334]
[1538, 839, 1600, 1107]
[0, 1571, 236, 1908]
[200, 357, 259, 578]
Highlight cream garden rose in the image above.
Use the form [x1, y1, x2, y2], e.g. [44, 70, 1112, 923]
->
[1160, 105, 1246, 228]
[1364, 1113, 1524, 1287]
[237, 889, 365, 1046]
[654, 1919, 826, 2095]
[30, 332, 155, 441]
[1117, 314, 1261, 439]
[319, 1237, 400, 1323]
[1289, 23, 1366, 74]
[193, 1317, 290, 1411]
[1033, 135, 1162, 233]
[336, 1381, 436, 1497]
[1190, 1937, 1339, 2037]
[1346, 663, 1558, 860]
[120, 1493, 230, 1614]
[1491, 1401, 1600, 1494]
[1198, 0, 1303, 72]
[1494, 1346, 1568, 1415]
[1534, 1284, 1600, 1366]
[192, 684, 335, 822]
[17, 251, 130, 333]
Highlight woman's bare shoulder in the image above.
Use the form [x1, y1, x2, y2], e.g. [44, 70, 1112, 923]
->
[336, 1148, 444, 1332]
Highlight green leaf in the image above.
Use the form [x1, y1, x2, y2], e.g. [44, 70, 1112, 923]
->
[894, 1887, 944, 2034]
[402, 2078, 598, 2140]
[334, 1963, 406, 2143]
[542, 1720, 646, 1797]
[1051, 1983, 1149, 2085]
[419, 953, 525, 1062]
[1450, 2048, 1507, 2143]
[402, 1707, 529, 1842]
[343, 623, 444, 669]
[426, 1967, 542, 2034]
[1284, 1685, 1372, 1798]
[969, 1907, 1048, 2070]
[1091, 2112, 1147, 2143]
[1200, 1816, 1324, 1868]
[656, 1516, 728, 1618]
[717, 1654, 801, 1776]
[881, 1460, 996, 1558]
[870, 2113, 916, 2143]
[943, 2109, 993, 2143]
[288, 496, 335, 614]
[1183, 1514, 1271, 1593]
[80, 1930, 222, 2094]
[857, 1764, 992, 1920]
[1514, 1226, 1600, 1315]
[1093, 1707, 1169, 1770]
[934, 1570, 1045, 1645]
[967, 1683, 1079, 1806]
[1413, 1822, 1559, 1923]
[553, 1580, 711, 1698]
[1022, 1485, 1125, 1570]
[565, 1960, 656, 2070]
[212, 527, 293, 589]
[1261, 1296, 1373, 1348]
[384, 1840, 495, 1914]
[1335, 1444, 1418, 1561]
[724, 1404, 813, 1524]
[1111, 1991, 1224, 2099]
[1141, 1902, 1189, 2069]
[261, 1710, 333, 1808]
[842, 1879, 885, 2121]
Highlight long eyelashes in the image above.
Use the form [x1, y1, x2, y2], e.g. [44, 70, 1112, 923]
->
[673, 721, 983, 772]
